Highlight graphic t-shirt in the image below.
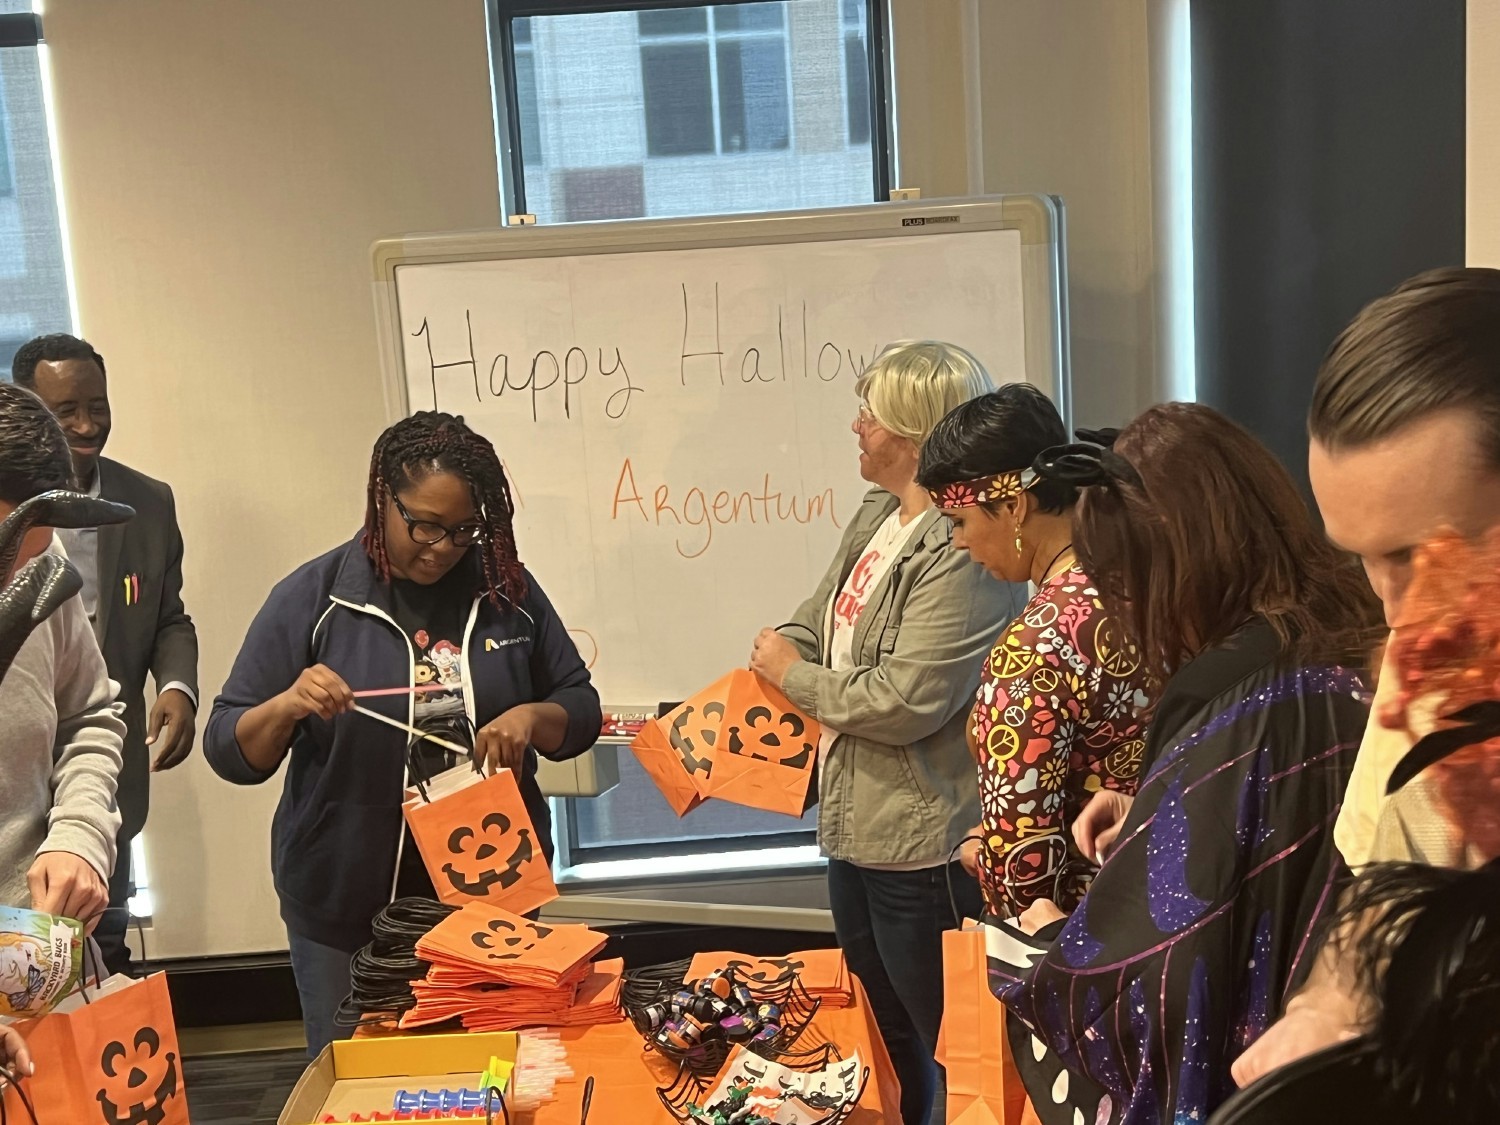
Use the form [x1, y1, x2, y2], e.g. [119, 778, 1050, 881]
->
[389, 561, 473, 751]
[819, 509, 923, 765]
[827, 509, 922, 677]
[388, 555, 477, 900]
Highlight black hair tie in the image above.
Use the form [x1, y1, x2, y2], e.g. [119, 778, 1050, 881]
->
[1033, 442, 1142, 488]
[1074, 427, 1121, 448]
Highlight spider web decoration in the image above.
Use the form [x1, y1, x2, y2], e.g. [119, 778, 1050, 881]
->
[623, 960, 821, 1079]
[657, 1043, 870, 1125]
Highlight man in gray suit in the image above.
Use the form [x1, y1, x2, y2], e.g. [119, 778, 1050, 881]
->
[13, 334, 198, 974]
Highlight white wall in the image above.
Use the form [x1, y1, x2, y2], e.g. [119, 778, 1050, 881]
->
[892, 0, 1167, 424]
[977, 0, 1161, 425]
[43, 0, 1166, 958]
[46, 0, 503, 958]
[1471, 0, 1500, 264]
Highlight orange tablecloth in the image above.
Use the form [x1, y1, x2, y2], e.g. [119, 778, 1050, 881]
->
[355, 980, 900, 1124]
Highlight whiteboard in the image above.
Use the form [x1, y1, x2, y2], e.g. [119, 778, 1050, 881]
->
[373, 197, 1069, 707]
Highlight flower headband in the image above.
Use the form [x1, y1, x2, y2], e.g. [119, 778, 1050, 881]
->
[927, 429, 1134, 509]
[927, 468, 1037, 509]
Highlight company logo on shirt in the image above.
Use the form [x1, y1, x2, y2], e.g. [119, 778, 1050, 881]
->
[483, 636, 531, 652]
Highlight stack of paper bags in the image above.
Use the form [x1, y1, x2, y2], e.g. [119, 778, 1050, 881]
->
[465, 961, 625, 1032]
[400, 901, 622, 1031]
[629, 668, 820, 817]
[686, 948, 853, 1010]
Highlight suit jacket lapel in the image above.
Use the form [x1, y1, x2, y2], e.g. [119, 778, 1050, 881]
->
[94, 461, 125, 645]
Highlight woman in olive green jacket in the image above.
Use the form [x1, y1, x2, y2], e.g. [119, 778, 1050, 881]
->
[750, 341, 1025, 1125]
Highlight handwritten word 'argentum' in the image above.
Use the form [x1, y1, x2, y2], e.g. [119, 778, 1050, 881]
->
[610, 458, 841, 560]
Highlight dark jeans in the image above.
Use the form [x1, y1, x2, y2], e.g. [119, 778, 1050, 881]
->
[827, 858, 982, 1125]
[287, 930, 356, 1058]
[290, 832, 431, 1057]
[94, 829, 136, 978]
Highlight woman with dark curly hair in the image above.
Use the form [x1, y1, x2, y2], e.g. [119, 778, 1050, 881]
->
[206, 412, 600, 1055]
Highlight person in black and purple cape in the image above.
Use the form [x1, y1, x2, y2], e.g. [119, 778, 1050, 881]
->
[990, 404, 1381, 1125]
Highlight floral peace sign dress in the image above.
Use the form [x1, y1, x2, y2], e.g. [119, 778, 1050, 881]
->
[969, 566, 1158, 918]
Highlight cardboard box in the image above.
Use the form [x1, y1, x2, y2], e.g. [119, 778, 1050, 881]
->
[278, 1032, 518, 1125]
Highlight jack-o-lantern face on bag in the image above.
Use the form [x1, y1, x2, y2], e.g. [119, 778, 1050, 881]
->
[726, 954, 806, 986]
[441, 811, 534, 896]
[725, 706, 816, 769]
[470, 915, 555, 961]
[96, 1026, 179, 1125]
[669, 700, 723, 777]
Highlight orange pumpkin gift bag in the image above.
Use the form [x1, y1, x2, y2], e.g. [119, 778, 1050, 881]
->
[403, 763, 559, 916]
[697, 669, 819, 817]
[3, 972, 189, 1125]
[628, 673, 735, 816]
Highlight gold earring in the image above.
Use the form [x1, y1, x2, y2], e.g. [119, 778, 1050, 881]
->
[1014, 523, 1024, 554]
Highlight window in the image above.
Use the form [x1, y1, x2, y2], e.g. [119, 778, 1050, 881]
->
[494, 1, 888, 226]
[637, 3, 790, 157]
[128, 835, 153, 921]
[564, 743, 818, 868]
[0, 5, 72, 379]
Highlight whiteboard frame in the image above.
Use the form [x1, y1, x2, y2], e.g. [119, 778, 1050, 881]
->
[370, 193, 1072, 429]
[366, 197, 1072, 916]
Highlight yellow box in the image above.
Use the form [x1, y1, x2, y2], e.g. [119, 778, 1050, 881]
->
[278, 1032, 518, 1125]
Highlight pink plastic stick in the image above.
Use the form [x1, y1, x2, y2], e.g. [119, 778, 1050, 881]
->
[351, 683, 449, 699]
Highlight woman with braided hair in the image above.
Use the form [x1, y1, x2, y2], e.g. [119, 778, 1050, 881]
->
[989, 403, 1381, 1125]
[206, 411, 600, 1056]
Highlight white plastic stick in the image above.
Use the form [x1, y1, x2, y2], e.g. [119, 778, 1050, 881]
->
[353, 704, 471, 757]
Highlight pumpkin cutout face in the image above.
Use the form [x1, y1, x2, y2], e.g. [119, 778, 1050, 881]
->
[441, 811, 534, 897]
[404, 767, 559, 915]
[415, 901, 607, 993]
[632, 670, 820, 819]
[725, 706, 816, 769]
[470, 915, 556, 960]
[668, 699, 724, 778]
[96, 1026, 179, 1125]
[725, 953, 807, 986]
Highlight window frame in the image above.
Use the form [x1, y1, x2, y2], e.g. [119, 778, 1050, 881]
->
[487, 0, 893, 219]
[565, 814, 818, 866]
[636, 6, 793, 158]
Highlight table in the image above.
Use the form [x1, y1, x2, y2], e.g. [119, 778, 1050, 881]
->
[351, 980, 901, 1123]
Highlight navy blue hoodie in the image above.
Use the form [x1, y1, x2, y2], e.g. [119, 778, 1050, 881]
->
[205, 536, 601, 951]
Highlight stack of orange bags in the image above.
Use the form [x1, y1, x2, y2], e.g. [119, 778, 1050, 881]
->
[685, 948, 854, 1010]
[400, 901, 623, 1031]
[465, 959, 625, 1032]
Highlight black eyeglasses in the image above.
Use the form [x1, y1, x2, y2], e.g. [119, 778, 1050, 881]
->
[391, 494, 485, 547]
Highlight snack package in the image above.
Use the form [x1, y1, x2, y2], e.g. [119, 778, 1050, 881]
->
[0, 905, 83, 1018]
